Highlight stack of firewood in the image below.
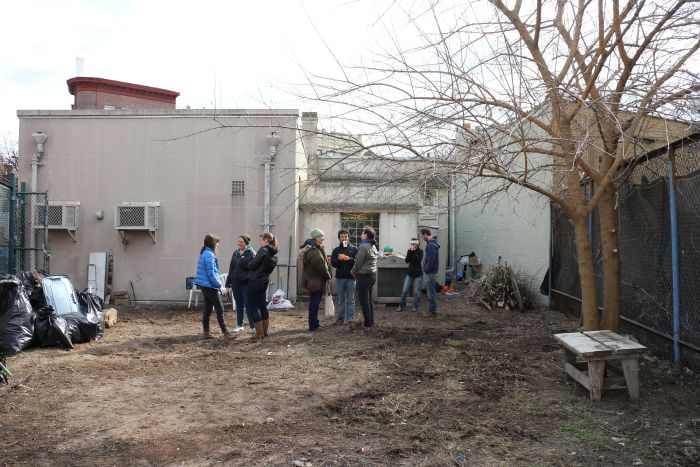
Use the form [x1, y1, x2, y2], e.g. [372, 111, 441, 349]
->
[471, 260, 527, 311]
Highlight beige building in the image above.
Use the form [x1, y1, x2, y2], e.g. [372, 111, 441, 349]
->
[299, 112, 449, 285]
[17, 108, 305, 302]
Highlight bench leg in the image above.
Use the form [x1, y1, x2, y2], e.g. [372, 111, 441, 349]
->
[621, 358, 640, 400]
[588, 360, 605, 401]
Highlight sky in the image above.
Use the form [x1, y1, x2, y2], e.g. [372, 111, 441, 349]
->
[0, 0, 406, 144]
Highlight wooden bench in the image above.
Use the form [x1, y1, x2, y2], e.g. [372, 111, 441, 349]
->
[553, 330, 647, 401]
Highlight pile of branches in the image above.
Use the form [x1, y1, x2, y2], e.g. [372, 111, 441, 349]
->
[472, 261, 533, 312]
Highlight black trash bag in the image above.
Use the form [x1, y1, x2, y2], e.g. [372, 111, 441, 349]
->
[32, 306, 74, 349]
[64, 291, 105, 344]
[0, 275, 35, 357]
[22, 272, 47, 311]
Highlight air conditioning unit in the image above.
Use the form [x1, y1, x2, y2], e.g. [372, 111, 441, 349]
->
[114, 202, 159, 230]
[33, 202, 80, 230]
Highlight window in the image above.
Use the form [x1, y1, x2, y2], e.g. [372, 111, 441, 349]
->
[232, 180, 245, 196]
[341, 212, 380, 246]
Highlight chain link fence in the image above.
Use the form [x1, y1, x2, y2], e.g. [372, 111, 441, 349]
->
[0, 180, 11, 274]
[14, 191, 50, 274]
[551, 138, 700, 364]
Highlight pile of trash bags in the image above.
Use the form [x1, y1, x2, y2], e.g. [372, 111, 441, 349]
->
[0, 273, 105, 359]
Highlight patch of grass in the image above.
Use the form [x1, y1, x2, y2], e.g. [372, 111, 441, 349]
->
[526, 404, 549, 416]
[557, 421, 606, 445]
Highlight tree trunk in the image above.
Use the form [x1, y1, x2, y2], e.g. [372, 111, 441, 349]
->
[572, 211, 599, 331]
[598, 185, 621, 331]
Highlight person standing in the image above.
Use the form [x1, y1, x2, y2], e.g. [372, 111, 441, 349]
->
[225, 234, 256, 333]
[244, 232, 279, 340]
[351, 226, 378, 328]
[330, 229, 357, 324]
[194, 234, 233, 340]
[300, 229, 332, 332]
[398, 238, 423, 312]
[421, 228, 440, 316]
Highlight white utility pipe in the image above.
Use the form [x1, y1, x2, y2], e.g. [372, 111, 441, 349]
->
[263, 132, 281, 233]
[448, 175, 457, 273]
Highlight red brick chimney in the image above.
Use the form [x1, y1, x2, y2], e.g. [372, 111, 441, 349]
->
[67, 77, 180, 110]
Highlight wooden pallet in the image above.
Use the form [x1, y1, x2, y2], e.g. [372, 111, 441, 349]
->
[553, 330, 647, 401]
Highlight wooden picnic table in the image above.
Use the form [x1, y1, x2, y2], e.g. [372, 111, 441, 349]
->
[553, 330, 647, 401]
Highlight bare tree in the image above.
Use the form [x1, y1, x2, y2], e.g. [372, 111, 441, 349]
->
[0, 134, 18, 169]
[302, 0, 700, 330]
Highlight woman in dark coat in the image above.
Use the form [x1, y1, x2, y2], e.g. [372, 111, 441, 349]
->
[244, 232, 279, 340]
[225, 234, 256, 333]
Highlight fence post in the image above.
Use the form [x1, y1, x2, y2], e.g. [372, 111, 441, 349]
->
[667, 149, 681, 369]
[8, 173, 16, 274]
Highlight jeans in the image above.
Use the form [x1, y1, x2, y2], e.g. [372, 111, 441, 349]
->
[199, 286, 228, 333]
[231, 281, 254, 328]
[356, 273, 376, 327]
[335, 278, 356, 322]
[399, 275, 422, 309]
[247, 280, 269, 323]
[308, 290, 323, 330]
[426, 272, 437, 313]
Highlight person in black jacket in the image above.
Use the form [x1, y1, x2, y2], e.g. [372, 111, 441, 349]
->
[398, 238, 424, 312]
[225, 234, 256, 333]
[330, 229, 357, 324]
[244, 232, 279, 340]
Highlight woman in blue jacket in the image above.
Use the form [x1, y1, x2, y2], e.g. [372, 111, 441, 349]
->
[194, 234, 233, 340]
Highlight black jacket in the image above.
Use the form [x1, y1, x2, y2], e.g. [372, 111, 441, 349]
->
[244, 245, 278, 282]
[225, 247, 255, 286]
[405, 247, 424, 278]
[330, 243, 358, 279]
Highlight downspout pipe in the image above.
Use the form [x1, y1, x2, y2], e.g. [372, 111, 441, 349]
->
[29, 131, 48, 271]
[448, 175, 457, 275]
[667, 154, 681, 369]
[263, 132, 281, 233]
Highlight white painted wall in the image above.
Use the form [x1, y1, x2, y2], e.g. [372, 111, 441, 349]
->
[456, 178, 549, 302]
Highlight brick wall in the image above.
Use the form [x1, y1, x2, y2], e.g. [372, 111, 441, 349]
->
[74, 91, 176, 110]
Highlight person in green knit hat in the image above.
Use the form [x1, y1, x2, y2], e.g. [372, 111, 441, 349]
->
[300, 228, 332, 331]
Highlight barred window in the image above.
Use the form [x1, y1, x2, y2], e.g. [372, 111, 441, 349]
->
[232, 180, 245, 196]
[341, 212, 380, 246]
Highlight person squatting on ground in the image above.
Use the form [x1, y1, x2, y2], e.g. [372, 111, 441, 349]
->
[330, 229, 357, 324]
[225, 234, 256, 334]
[244, 232, 279, 340]
[300, 229, 332, 332]
[194, 234, 233, 340]
[421, 228, 440, 315]
[398, 238, 423, 312]
[351, 226, 378, 328]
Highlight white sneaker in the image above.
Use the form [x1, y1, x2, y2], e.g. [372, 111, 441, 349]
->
[248, 327, 256, 334]
[232, 325, 244, 333]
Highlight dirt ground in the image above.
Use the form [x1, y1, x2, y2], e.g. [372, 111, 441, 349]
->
[1, 283, 699, 466]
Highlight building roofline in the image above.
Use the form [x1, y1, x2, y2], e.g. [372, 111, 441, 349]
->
[67, 77, 180, 104]
[17, 109, 300, 118]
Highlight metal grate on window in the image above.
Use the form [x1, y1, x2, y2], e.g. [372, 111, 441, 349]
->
[341, 212, 380, 246]
[34, 205, 63, 226]
[119, 206, 146, 227]
[232, 180, 245, 196]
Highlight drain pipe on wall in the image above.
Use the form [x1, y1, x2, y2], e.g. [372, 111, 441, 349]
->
[263, 132, 281, 233]
[30, 131, 48, 271]
[448, 177, 457, 276]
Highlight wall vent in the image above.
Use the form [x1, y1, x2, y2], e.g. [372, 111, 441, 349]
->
[232, 180, 245, 196]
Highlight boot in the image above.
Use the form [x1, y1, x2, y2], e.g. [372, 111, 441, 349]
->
[202, 331, 215, 340]
[262, 319, 270, 338]
[252, 321, 264, 340]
